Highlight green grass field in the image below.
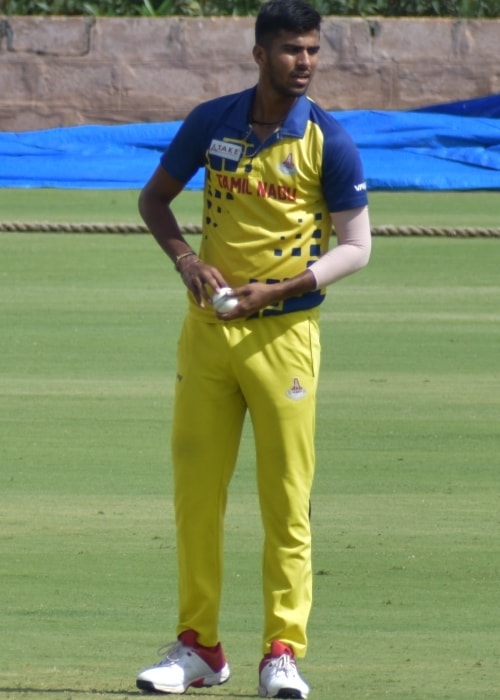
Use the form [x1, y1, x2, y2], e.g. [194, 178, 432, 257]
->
[1, 191, 500, 699]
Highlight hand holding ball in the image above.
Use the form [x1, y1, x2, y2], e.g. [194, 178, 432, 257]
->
[212, 287, 238, 313]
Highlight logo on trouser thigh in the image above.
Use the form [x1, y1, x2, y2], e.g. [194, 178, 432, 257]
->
[286, 377, 307, 401]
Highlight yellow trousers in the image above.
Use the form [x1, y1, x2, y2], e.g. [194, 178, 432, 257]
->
[172, 309, 320, 657]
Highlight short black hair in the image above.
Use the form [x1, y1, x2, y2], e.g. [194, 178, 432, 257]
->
[255, 0, 321, 47]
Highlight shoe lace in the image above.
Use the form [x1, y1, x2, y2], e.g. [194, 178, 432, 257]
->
[275, 653, 297, 678]
[156, 640, 186, 665]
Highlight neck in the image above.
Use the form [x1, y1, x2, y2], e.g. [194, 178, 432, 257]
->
[250, 89, 298, 128]
[249, 115, 283, 126]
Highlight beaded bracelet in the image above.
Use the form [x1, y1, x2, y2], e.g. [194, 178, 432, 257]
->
[174, 250, 197, 272]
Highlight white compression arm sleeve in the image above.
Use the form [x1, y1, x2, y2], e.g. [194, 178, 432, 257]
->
[309, 206, 372, 289]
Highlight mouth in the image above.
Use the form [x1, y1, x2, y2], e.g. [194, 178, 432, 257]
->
[291, 73, 311, 87]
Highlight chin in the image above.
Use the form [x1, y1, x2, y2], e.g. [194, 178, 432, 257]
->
[280, 86, 308, 98]
[291, 87, 309, 97]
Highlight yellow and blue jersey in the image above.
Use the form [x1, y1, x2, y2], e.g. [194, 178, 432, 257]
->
[161, 88, 368, 318]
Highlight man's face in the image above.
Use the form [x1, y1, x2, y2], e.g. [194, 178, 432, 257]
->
[255, 29, 320, 98]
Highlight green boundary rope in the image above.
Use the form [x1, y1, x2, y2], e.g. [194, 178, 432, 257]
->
[1, 222, 500, 237]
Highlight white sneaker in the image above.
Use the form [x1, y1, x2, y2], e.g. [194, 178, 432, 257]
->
[258, 642, 310, 699]
[136, 632, 230, 694]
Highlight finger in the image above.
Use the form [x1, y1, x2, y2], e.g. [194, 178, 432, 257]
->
[207, 270, 230, 292]
[188, 275, 207, 307]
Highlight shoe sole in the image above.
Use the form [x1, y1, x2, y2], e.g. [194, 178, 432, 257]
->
[258, 687, 306, 699]
[277, 691, 305, 699]
[137, 670, 230, 694]
[136, 679, 163, 693]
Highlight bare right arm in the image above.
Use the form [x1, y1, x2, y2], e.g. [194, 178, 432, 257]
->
[138, 165, 228, 306]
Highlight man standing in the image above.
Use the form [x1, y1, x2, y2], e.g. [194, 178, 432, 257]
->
[136, 1, 371, 697]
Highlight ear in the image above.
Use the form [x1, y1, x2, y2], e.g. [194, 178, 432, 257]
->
[253, 44, 266, 68]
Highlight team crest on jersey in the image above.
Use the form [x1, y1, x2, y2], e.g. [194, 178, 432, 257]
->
[286, 377, 307, 400]
[279, 152, 297, 176]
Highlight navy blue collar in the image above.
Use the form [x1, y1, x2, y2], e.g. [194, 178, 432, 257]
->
[226, 87, 311, 139]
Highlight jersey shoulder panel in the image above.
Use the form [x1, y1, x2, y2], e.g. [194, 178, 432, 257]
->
[160, 89, 252, 183]
[307, 101, 368, 211]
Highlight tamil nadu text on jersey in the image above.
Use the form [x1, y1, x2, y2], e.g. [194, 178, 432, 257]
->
[215, 173, 297, 202]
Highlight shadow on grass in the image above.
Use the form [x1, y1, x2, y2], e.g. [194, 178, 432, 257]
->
[0, 691, 137, 697]
[0, 688, 257, 698]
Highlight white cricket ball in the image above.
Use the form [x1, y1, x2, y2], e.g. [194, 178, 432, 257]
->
[212, 287, 238, 313]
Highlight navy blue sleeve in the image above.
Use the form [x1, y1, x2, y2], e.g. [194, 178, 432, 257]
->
[160, 103, 209, 184]
[319, 113, 368, 212]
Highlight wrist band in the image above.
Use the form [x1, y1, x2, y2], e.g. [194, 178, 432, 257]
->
[174, 250, 197, 271]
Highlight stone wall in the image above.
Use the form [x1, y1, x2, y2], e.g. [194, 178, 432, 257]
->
[0, 15, 499, 131]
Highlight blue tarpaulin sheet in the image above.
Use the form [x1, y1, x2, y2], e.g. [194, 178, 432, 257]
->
[1, 95, 499, 191]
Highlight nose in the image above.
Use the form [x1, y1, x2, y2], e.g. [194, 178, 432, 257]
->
[297, 49, 311, 68]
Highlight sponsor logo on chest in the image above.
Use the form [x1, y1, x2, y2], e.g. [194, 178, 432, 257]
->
[208, 139, 243, 161]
